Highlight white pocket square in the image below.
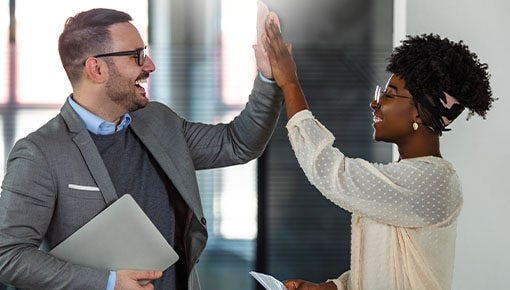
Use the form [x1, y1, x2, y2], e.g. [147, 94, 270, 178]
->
[68, 184, 100, 191]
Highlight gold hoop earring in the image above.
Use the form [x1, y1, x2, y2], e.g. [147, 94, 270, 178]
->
[412, 122, 419, 131]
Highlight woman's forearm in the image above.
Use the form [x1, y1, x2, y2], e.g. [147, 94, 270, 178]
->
[282, 82, 309, 120]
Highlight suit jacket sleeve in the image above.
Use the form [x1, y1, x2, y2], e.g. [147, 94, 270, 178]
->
[0, 138, 109, 290]
[183, 74, 284, 169]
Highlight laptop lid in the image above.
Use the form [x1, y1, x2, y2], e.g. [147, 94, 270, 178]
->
[49, 194, 179, 271]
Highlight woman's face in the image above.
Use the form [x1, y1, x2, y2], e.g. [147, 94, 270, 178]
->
[371, 75, 418, 144]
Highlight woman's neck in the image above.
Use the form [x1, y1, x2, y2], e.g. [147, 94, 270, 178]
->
[397, 131, 441, 159]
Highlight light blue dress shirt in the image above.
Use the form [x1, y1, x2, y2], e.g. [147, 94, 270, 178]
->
[68, 96, 131, 135]
[258, 72, 276, 84]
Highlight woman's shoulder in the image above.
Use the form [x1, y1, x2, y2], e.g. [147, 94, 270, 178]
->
[399, 156, 456, 172]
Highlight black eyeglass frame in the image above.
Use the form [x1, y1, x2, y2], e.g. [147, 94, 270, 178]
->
[90, 46, 148, 66]
[374, 85, 413, 103]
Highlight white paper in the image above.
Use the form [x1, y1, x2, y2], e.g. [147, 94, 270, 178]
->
[249, 271, 287, 290]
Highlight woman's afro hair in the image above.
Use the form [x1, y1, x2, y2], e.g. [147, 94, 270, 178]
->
[387, 34, 494, 134]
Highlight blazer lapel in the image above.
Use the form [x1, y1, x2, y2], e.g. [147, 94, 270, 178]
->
[72, 131, 119, 205]
[61, 100, 118, 205]
[130, 118, 203, 217]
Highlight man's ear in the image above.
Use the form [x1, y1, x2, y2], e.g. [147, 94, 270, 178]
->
[84, 57, 108, 84]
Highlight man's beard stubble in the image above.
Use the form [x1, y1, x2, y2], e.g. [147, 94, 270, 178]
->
[105, 61, 148, 112]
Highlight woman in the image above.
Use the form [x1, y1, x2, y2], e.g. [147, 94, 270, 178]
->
[262, 16, 494, 290]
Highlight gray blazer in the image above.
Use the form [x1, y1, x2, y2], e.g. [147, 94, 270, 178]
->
[0, 76, 283, 290]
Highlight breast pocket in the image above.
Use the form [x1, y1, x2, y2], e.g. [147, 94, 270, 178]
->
[66, 183, 103, 200]
[57, 183, 108, 238]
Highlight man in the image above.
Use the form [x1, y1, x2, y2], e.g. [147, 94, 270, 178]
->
[0, 8, 282, 290]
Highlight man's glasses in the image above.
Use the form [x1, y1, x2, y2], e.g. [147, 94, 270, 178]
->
[374, 85, 412, 103]
[92, 46, 148, 66]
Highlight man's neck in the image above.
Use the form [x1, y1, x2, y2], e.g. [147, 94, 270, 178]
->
[71, 94, 125, 124]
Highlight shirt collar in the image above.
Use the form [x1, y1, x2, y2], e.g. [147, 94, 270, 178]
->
[68, 96, 132, 135]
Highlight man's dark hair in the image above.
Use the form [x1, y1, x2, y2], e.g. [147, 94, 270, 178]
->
[58, 8, 133, 84]
[387, 34, 494, 135]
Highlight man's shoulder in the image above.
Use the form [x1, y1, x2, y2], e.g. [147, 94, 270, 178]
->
[132, 101, 181, 124]
[31, 113, 67, 137]
[138, 101, 172, 114]
[20, 113, 71, 148]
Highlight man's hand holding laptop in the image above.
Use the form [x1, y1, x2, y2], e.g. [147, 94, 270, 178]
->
[115, 269, 163, 290]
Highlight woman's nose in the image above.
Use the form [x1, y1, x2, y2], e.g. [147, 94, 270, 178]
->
[370, 100, 380, 109]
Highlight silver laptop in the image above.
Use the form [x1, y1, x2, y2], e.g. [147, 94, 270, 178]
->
[49, 194, 179, 272]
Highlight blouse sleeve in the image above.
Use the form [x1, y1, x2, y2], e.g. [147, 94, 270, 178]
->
[286, 110, 463, 227]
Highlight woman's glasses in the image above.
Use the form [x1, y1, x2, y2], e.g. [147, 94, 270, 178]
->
[374, 85, 412, 103]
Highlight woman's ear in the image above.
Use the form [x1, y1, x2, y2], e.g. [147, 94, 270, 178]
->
[415, 114, 423, 124]
[84, 57, 108, 84]
[409, 103, 423, 124]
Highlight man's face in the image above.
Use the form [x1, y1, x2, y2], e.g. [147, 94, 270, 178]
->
[104, 22, 155, 112]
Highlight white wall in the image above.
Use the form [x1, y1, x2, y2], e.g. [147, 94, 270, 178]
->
[394, 0, 510, 289]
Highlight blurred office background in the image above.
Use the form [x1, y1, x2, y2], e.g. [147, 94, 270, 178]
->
[0, 0, 508, 289]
